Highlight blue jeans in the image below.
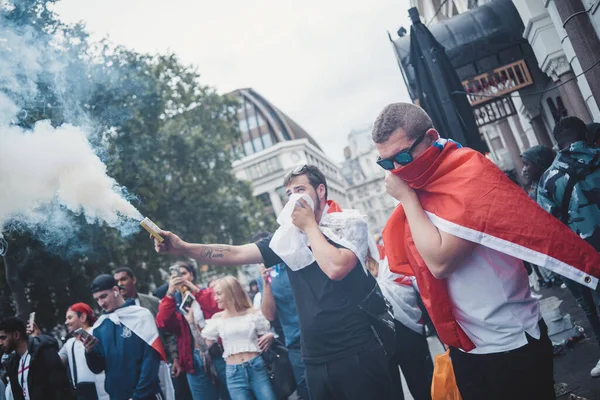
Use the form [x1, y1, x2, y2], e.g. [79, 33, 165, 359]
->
[187, 349, 230, 400]
[225, 356, 277, 400]
[288, 347, 309, 399]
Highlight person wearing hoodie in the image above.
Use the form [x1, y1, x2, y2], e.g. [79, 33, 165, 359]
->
[0, 316, 73, 400]
[538, 116, 600, 377]
[521, 145, 559, 289]
[81, 274, 164, 400]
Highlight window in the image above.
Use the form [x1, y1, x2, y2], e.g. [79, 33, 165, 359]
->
[243, 141, 254, 156]
[262, 134, 273, 148]
[257, 192, 272, 207]
[252, 136, 264, 152]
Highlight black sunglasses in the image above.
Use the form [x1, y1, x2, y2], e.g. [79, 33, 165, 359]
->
[376, 132, 427, 170]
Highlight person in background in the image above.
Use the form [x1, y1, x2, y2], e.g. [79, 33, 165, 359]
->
[151, 164, 395, 400]
[58, 303, 108, 400]
[366, 248, 433, 400]
[202, 276, 276, 400]
[113, 267, 179, 399]
[248, 280, 259, 304]
[521, 145, 559, 290]
[254, 235, 308, 399]
[82, 274, 164, 400]
[151, 286, 192, 400]
[155, 260, 230, 400]
[537, 116, 600, 377]
[0, 316, 73, 400]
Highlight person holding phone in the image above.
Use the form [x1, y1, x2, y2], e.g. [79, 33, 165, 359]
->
[201, 276, 276, 400]
[155, 260, 229, 400]
[58, 303, 109, 400]
[81, 274, 165, 400]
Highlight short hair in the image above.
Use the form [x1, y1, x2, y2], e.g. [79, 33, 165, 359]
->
[114, 267, 135, 279]
[69, 303, 97, 326]
[283, 165, 328, 199]
[553, 116, 587, 146]
[215, 276, 252, 313]
[249, 280, 258, 287]
[372, 103, 433, 143]
[0, 317, 27, 339]
[175, 259, 197, 282]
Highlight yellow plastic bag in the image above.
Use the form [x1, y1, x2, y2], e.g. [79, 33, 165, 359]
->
[431, 349, 462, 400]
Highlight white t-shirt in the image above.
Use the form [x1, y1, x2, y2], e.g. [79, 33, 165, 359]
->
[252, 292, 262, 310]
[58, 337, 97, 385]
[447, 244, 541, 354]
[58, 332, 109, 400]
[17, 351, 30, 400]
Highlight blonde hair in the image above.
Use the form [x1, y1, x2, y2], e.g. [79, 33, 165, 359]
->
[216, 276, 253, 313]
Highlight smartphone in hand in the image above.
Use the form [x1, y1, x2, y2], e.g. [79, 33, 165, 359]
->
[179, 292, 195, 314]
[74, 328, 91, 340]
[169, 265, 182, 278]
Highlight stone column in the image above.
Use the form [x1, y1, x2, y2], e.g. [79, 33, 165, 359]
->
[268, 190, 284, 216]
[554, 0, 600, 108]
[497, 118, 523, 178]
[547, 56, 593, 123]
[530, 114, 554, 148]
[511, 115, 531, 150]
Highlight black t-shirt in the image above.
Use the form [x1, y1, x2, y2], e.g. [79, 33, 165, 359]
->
[255, 237, 374, 364]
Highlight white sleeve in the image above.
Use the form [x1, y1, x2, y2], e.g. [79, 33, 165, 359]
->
[253, 292, 262, 310]
[200, 318, 220, 341]
[58, 341, 69, 363]
[192, 301, 206, 329]
[253, 312, 271, 336]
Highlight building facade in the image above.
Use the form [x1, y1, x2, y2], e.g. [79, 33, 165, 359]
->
[227, 88, 349, 286]
[392, 0, 600, 179]
[513, 0, 600, 124]
[340, 125, 397, 236]
[229, 88, 348, 217]
[393, 0, 600, 175]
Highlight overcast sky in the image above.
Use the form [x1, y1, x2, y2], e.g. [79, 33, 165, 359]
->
[52, 0, 413, 163]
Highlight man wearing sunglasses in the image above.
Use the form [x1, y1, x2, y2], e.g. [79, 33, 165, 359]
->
[372, 103, 600, 400]
[150, 165, 393, 400]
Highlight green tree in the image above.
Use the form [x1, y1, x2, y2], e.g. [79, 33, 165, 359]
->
[0, 0, 275, 330]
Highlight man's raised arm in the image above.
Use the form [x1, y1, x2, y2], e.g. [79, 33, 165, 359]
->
[153, 231, 264, 266]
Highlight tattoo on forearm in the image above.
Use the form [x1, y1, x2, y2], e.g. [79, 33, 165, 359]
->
[198, 245, 232, 259]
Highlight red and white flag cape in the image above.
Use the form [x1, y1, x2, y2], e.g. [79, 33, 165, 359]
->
[383, 140, 600, 351]
[94, 305, 174, 399]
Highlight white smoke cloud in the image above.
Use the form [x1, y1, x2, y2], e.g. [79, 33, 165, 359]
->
[0, 15, 143, 250]
[0, 121, 143, 227]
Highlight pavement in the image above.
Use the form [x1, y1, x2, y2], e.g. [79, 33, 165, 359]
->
[399, 284, 600, 400]
[544, 284, 600, 399]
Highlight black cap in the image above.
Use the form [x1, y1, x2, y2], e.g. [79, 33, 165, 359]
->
[90, 274, 118, 294]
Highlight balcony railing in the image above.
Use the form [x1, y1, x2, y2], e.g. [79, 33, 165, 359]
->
[462, 60, 534, 106]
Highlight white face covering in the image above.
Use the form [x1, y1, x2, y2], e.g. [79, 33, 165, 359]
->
[269, 194, 315, 271]
[269, 193, 371, 273]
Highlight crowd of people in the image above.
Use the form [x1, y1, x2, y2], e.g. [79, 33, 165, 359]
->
[1, 103, 600, 400]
